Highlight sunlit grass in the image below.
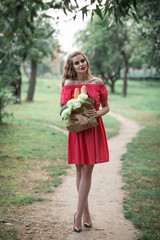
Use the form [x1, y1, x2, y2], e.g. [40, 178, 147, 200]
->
[103, 114, 120, 138]
[0, 121, 67, 161]
[0, 75, 118, 212]
[5, 76, 64, 128]
[0, 121, 68, 207]
[6, 76, 119, 134]
[0, 227, 18, 240]
[121, 122, 160, 239]
[108, 79, 160, 123]
[2, 76, 159, 239]
[11, 195, 47, 205]
[109, 79, 160, 239]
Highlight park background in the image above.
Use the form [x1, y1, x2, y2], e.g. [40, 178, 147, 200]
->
[0, 1, 160, 239]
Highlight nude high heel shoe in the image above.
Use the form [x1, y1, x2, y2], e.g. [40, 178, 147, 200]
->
[83, 214, 92, 228]
[84, 222, 92, 228]
[73, 213, 82, 233]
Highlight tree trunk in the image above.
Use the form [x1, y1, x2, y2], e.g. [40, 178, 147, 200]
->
[10, 68, 22, 103]
[122, 57, 129, 97]
[16, 69, 22, 102]
[111, 81, 115, 93]
[122, 73, 127, 97]
[0, 109, 2, 124]
[117, 34, 130, 97]
[26, 60, 37, 102]
[120, 47, 129, 97]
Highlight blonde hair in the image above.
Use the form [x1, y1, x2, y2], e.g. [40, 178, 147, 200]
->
[62, 51, 92, 88]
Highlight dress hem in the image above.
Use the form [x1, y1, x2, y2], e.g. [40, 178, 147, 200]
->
[68, 160, 109, 165]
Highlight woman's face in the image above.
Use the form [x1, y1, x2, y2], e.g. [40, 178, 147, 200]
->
[72, 54, 87, 74]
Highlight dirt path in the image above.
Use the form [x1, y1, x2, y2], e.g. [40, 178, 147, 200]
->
[2, 112, 142, 240]
[50, 111, 142, 240]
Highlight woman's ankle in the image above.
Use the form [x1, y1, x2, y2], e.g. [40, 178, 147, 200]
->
[83, 209, 90, 217]
[74, 212, 82, 228]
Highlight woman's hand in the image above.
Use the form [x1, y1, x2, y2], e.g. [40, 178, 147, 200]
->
[70, 113, 89, 127]
[77, 114, 89, 127]
[85, 108, 98, 118]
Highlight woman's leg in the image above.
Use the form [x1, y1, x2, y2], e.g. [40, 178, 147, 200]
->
[74, 164, 94, 228]
[83, 199, 92, 225]
[75, 165, 92, 225]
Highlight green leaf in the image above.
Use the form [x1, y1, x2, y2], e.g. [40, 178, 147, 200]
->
[97, 0, 103, 6]
[104, 2, 109, 16]
[60, 105, 67, 116]
[80, 5, 89, 20]
[26, 20, 35, 33]
[133, 0, 137, 10]
[74, 0, 78, 7]
[46, 29, 55, 39]
[34, 0, 43, 4]
[132, 11, 139, 23]
[91, 10, 95, 22]
[94, 4, 104, 20]
[73, 14, 76, 20]
[63, 7, 68, 16]
[41, 13, 53, 19]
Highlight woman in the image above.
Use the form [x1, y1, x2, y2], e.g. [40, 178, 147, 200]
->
[60, 51, 109, 232]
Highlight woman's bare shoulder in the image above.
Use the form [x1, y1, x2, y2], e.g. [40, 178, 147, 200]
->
[64, 79, 74, 86]
[92, 77, 104, 84]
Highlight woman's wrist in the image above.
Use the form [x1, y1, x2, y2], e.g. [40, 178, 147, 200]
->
[96, 110, 101, 117]
[97, 107, 109, 117]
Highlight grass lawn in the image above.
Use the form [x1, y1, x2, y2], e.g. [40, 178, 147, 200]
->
[0, 75, 119, 239]
[109, 79, 160, 122]
[1, 76, 159, 240]
[109, 79, 160, 240]
[5, 76, 120, 136]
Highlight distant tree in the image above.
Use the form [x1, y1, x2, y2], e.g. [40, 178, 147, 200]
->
[125, 21, 153, 72]
[0, 26, 22, 122]
[136, 1, 160, 73]
[76, 17, 132, 96]
[77, 1, 160, 76]
[117, 29, 132, 97]
[0, 0, 73, 121]
[25, 18, 57, 102]
[0, 0, 159, 121]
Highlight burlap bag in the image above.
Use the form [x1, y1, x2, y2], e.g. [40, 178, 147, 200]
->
[66, 98, 98, 133]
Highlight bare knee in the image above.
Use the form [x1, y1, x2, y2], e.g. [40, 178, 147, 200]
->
[81, 165, 94, 178]
[76, 165, 82, 179]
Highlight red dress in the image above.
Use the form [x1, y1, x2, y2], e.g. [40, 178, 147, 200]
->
[60, 84, 109, 165]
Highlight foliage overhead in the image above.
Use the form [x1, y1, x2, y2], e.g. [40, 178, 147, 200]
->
[0, 0, 159, 121]
[0, 0, 62, 121]
[75, 16, 133, 94]
[76, 0, 160, 73]
[136, 1, 160, 73]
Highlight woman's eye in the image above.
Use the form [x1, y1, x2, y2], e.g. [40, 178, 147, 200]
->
[74, 61, 79, 65]
[81, 59, 85, 63]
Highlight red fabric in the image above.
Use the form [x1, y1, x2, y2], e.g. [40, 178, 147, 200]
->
[60, 84, 109, 165]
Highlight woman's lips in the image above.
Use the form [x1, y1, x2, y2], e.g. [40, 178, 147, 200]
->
[80, 67, 85, 70]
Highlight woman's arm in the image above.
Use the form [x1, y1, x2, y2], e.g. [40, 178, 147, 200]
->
[86, 101, 109, 118]
[71, 100, 109, 123]
[70, 101, 109, 128]
[97, 101, 110, 117]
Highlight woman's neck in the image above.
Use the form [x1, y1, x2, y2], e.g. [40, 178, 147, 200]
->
[77, 73, 89, 81]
